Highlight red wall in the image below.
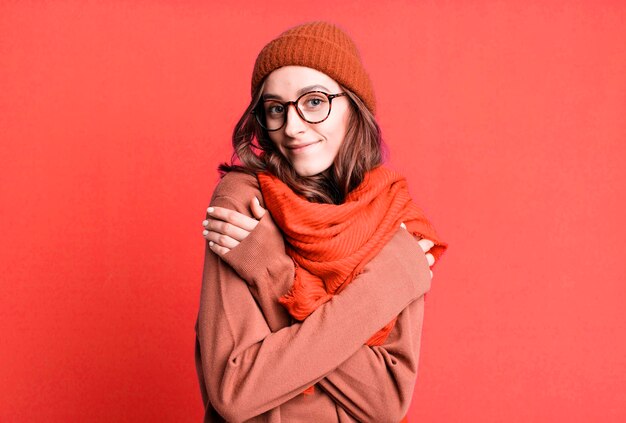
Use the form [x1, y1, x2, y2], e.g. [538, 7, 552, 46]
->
[1, 1, 625, 422]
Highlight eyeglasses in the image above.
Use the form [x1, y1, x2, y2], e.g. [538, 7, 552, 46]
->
[252, 91, 347, 131]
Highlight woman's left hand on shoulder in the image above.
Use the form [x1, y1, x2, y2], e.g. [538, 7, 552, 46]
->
[400, 222, 435, 278]
[202, 197, 266, 257]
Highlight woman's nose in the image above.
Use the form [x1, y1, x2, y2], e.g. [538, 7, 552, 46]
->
[283, 103, 307, 137]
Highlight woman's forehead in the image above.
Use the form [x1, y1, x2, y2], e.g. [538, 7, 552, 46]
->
[263, 66, 340, 98]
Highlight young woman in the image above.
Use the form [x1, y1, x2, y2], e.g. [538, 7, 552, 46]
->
[195, 21, 447, 422]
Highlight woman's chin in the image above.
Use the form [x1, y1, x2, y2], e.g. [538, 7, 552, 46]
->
[293, 163, 332, 177]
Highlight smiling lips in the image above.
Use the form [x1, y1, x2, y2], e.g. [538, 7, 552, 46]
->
[285, 140, 321, 152]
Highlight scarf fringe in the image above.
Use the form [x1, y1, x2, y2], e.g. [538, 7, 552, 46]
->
[278, 269, 333, 321]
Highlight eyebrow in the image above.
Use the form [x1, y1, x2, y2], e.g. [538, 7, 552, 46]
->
[262, 84, 332, 101]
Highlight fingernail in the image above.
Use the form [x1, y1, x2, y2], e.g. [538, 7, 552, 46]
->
[430, 270, 433, 278]
[202, 220, 208, 227]
[254, 197, 260, 205]
[400, 222, 406, 229]
[203, 230, 208, 236]
[209, 241, 214, 247]
[207, 207, 214, 213]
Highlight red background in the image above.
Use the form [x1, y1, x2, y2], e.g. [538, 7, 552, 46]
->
[1, 1, 625, 422]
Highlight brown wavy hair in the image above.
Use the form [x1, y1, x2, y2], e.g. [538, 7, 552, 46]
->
[218, 81, 387, 204]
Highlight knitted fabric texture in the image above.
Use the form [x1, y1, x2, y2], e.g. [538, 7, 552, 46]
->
[258, 165, 447, 339]
[251, 21, 377, 114]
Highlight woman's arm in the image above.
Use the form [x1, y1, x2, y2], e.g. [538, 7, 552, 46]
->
[217, 212, 431, 422]
[316, 296, 427, 422]
[196, 216, 427, 423]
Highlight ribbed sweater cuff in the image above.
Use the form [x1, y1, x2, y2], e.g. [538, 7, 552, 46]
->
[221, 212, 290, 285]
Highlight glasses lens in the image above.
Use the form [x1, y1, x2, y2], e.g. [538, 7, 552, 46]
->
[297, 92, 330, 123]
[259, 101, 285, 131]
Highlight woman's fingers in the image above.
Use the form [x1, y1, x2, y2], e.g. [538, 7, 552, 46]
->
[202, 200, 265, 257]
[417, 238, 435, 253]
[208, 240, 230, 257]
[203, 229, 239, 250]
[417, 238, 436, 267]
[203, 217, 250, 242]
[207, 206, 259, 232]
[203, 206, 260, 242]
[250, 197, 266, 220]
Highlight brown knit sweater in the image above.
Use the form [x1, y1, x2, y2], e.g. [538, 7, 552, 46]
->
[195, 171, 432, 422]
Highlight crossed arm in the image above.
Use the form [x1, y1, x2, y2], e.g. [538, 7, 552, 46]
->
[202, 196, 436, 274]
[195, 176, 433, 422]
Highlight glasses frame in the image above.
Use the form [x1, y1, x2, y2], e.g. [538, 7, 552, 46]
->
[252, 91, 347, 132]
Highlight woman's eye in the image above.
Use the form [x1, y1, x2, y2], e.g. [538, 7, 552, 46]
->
[304, 96, 326, 108]
[266, 104, 284, 115]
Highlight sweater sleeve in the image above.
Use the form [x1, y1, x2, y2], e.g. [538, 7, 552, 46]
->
[196, 218, 428, 422]
[316, 296, 427, 422]
[222, 210, 432, 422]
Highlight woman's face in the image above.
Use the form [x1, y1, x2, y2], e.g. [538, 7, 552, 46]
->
[261, 66, 351, 177]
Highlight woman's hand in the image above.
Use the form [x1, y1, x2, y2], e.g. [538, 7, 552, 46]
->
[400, 222, 435, 278]
[202, 197, 266, 257]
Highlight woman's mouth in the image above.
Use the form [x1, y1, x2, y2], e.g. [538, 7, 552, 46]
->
[286, 140, 321, 154]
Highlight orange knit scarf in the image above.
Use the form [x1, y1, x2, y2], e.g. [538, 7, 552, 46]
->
[258, 166, 447, 345]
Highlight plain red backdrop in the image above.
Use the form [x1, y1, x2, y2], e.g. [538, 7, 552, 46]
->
[1, 1, 625, 422]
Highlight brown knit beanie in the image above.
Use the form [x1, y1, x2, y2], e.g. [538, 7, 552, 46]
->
[251, 21, 376, 114]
